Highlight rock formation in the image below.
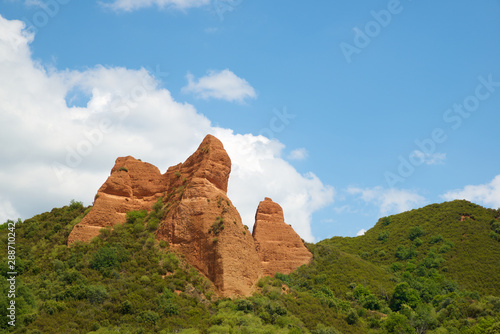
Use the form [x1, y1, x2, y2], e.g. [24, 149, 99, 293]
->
[67, 156, 167, 244]
[68, 134, 311, 297]
[253, 198, 313, 276]
[154, 136, 262, 297]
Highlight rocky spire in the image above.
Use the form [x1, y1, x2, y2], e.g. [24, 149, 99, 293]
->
[253, 197, 313, 276]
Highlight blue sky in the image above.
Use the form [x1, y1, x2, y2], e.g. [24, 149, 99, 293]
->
[0, 0, 499, 241]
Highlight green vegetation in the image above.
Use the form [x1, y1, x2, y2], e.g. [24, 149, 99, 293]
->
[0, 199, 499, 333]
[208, 217, 224, 235]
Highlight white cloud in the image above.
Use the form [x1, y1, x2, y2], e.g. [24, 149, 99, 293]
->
[356, 229, 366, 236]
[101, 0, 210, 11]
[442, 175, 500, 209]
[288, 148, 308, 161]
[182, 69, 257, 103]
[347, 186, 427, 215]
[411, 150, 446, 165]
[0, 198, 20, 224]
[0, 15, 333, 241]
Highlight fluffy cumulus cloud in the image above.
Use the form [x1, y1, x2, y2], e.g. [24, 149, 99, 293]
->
[182, 69, 257, 103]
[347, 186, 427, 215]
[442, 175, 500, 209]
[0, 15, 333, 241]
[100, 0, 210, 11]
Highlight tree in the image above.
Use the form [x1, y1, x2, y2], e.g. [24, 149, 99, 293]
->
[383, 312, 415, 333]
[409, 226, 425, 241]
[410, 303, 438, 334]
[390, 282, 421, 311]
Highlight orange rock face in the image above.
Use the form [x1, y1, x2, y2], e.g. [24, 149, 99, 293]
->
[252, 198, 313, 277]
[155, 136, 262, 297]
[68, 135, 311, 297]
[67, 156, 167, 244]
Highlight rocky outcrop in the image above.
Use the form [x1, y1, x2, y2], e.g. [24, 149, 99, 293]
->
[68, 135, 310, 297]
[67, 156, 167, 244]
[155, 136, 262, 297]
[253, 198, 313, 276]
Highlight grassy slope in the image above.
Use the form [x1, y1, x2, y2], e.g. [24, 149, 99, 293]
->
[324, 200, 500, 296]
[294, 243, 396, 297]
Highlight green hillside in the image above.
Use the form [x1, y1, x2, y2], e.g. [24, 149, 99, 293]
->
[326, 200, 500, 296]
[1, 200, 500, 333]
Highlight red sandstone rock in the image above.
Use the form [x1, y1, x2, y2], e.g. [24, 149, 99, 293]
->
[155, 135, 262, 297]
[67, 156, 167, 244]
[68, 135, 310, 297]
[252, 197, 313, 276]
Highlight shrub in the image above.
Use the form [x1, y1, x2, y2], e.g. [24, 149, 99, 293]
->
[391, 262, 404, 272]
[362, 294, 381, 310]
[162, 301, 179, 316]
[86, 285, 108, 304]
[346, 309, 358, 325]
[378, 231, 389, 243]
[383, 312, 414, 333]
[390, 282, 421, 311]
[438, 242, 453, 254]
[126, 210, 147, 224]
[396, 246, 417, 260]
[152, 197, 163, 213]
[121, 300, 133, 314]
[209, 217, 224, 235]
[414, 237, 423, 247]
[140, 275, 151, 285]
[381, 217, 392, 226]
[90, 245, 128, 273]
[236, 299, 254, 313]
[137, 311, 160, 327]
[490, 231, 500, 242]
[69, 200, 84, 210]
[409, 226, 425, 240]
[118, 166, 128, 172]
[429, 234, 444, 244]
